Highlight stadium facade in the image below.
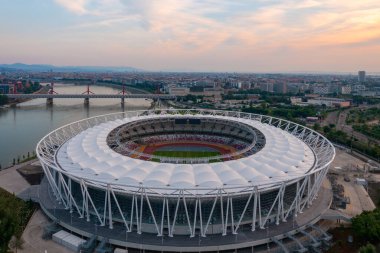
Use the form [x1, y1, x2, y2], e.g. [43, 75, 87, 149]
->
[37, 109, 335, 252]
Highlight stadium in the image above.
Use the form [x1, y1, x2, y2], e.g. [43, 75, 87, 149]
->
[36, 109, 335, 252]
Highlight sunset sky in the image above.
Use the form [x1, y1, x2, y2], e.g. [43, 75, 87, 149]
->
[1, 0, 380, 72]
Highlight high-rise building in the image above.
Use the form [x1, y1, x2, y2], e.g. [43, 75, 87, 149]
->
[358, 71, 366, 83]
[260, 83, 274, 92]
[273, 82, 287, 94]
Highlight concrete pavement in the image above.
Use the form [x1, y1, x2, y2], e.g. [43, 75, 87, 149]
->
[0, 160, 35, 194]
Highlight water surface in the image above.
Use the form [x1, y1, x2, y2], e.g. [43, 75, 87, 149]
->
[0, 84, 151, 167]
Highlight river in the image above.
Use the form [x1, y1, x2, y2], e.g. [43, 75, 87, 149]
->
[0, 83, 152, 168]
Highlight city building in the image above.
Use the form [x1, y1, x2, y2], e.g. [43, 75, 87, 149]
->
[340, 85, 352, 95]
[169, 86, 190, 96]
[352, 84, 366, 94]
[260, 83, 274, 92]
[307, 97, 351, 108]
[273, 83, 287, 94]
[0, 83, 15, 94]
[312, 84, 330, 95]
[286, 83, 304, 94]
[358, 71, 366, 83]
[0, 84, 10, 94]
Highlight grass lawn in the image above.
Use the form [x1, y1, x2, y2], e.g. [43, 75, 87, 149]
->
[153, 150, 220, 158]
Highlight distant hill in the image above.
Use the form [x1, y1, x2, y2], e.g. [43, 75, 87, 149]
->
[0, 63, 141, 73]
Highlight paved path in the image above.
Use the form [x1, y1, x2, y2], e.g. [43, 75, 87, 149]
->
[354, 184, 376, 211]
[19, 210, 72, 253]
[321, 110, 339, 127]
[330, 148, 365, 170]
[336, 106, 380, 145]
[0, 160, 35, 194]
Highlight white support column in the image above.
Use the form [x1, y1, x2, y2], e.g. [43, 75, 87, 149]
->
[59, 176, 81, 216]
[166, 197, 171, 236]
[192, 198, 198, 237]
[169, 195, 180, 237]
[252, 187, 258, 231]
[41, 164, 62, 203]
[143, 191, 160, 235]
[297, 176, 309, 214]
[79, 180, 89, 221]
[131, 194, 138, 233]
[300, 176, 312, 212]
[110, 188, 130, 231]
[262, 185, 283, 228]
[307, 176, 312, 207]
[258, 191, 263, 229]
[230, 198, 236, 234]
[203, 195, 218, 236]
[57, 174, 69, 208]
[103, 189, 108, 225]
[275, 183, 285, 225]
[198, 199, 204, 237]
[160, 198, 166, 236]
[305, 167, 329, 207]
[107, 185, 113, 229]
[220, 193, 225, 234]
[81, 180, 104, 225]
[68, 178, 72, 212]
[223, 196, 230, 235]
[182, 193, 193, 237]
[138, 192, 143, 234]
[284, 181, 300, 220]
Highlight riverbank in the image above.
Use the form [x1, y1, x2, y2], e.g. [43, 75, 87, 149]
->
[0, 84, 152, 167]
[1, 85, 50, 108]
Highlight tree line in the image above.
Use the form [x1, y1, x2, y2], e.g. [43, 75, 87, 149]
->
[0, 188, 35, 253]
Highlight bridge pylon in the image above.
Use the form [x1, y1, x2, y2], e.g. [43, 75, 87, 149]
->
[81, 81, 95, 105]
[46, 82, 58, 105]
[118, 83, 127, 107]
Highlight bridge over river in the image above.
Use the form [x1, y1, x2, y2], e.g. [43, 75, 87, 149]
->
[5, 93, 177, 105]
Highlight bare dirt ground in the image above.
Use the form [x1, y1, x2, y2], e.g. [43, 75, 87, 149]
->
[19, 210, 72, 253]
[329, 148, 376, 217]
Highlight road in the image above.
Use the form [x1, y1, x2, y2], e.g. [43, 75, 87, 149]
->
[336, 106, 380, 145]
[321, 110, 339, 127]
[322, 105, 380, 146]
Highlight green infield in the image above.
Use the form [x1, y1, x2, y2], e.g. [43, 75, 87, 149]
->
[153, 150, 221, 158]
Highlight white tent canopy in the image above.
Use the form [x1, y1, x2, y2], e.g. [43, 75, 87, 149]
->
[56, 113, 316, 193]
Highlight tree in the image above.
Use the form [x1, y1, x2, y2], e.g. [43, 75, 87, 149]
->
[0, 95, 8, 106]
[352, 209, 380, 241]
[8, 236, 24, 253]
[359, 243, 376, 253]
[0, 208, 16, 253]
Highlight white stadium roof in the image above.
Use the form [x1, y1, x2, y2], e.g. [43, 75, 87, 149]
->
[56, 114, 315, 192]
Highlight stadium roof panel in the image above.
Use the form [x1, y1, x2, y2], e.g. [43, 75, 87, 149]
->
[56, 113, 316, 193]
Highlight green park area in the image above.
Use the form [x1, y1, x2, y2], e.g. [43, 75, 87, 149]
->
[347, 108, 380, 139]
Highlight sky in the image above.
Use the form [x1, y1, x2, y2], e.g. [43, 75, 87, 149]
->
[0, 0, 380, 72]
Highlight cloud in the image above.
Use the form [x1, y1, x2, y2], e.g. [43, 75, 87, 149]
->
[14, 0, 380, 71]
[54, 0, 89, 14]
